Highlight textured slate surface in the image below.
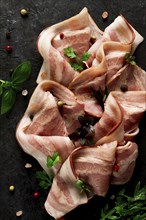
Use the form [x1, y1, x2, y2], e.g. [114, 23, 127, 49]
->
[0, 1, 146, 220]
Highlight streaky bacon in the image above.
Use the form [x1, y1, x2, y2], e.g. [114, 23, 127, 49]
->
[108, 64, 146, 92]
[45, 141, 117, 219]
[111, 141, 138, 184]
[36, 8, 103, 86]
[16, 80, 86, 174]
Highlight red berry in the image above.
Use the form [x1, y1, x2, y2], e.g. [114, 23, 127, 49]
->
[60, 33, 64, 39]
[113, 164, 120, 172]
[33, 192, 39, 198]
[5, 45, 13, 53]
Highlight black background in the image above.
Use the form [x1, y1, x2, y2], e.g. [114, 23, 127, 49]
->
[0, 1, 146, 220]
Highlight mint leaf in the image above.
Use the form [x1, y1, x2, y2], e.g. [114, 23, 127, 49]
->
[11, 61, 31, 84]
[81, 52, 91, 61]
[64, 47, 77, 59]
[125, 53, 137, 65]
[1, 89, 16, 114]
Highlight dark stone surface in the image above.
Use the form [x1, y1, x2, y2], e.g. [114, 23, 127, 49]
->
[0, 1, 146, 220]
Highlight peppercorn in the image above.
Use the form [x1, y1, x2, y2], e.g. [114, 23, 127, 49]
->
[5, 45, 13, 53]
[22, 89, 28, 96]
[20, 9, 28, 17]
[113, 164, 120, 172]
[120, 84, 128, 92]
[102, 11, 109, 19]
[90, 35, 96, 44]
[16, 210, 23, 217]
[60, 33, 64, 39]
[57, 100, 64, 107]
[33, 192, 39, 198]
[9, 185, 15, 191]
[6, 32, 11, 39]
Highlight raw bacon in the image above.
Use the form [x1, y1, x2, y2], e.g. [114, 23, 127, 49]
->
[36, 8, 103, 86]
[16, 8, 146, 220]
[45, 141, 117, 219]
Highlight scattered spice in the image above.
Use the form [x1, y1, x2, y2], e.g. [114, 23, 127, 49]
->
[22, 89, 28, 96]
[25, 163, 32, 168]
[6, 32, 11, 39]
[60, 33, 64, 39]
[16, 210, 23, 217]
[20, 9, 28, 17]
[9, 185, 15, 191]
[113, 164, 120, 172]
[5, 45, 13, 53]
[102, 11, 109, 19]
[9, 68, 14, 76]
[33, 192, 39, 198]
[57, 100, 64, 107]
[120, 84, 128, 92]
[90, 35, 96, 44]
[110, 194, 115, 200]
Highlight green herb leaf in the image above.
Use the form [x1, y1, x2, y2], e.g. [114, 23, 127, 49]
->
[70, 62, 84, 71]
[11, 61, 31, 84]
[0, 84, 3, 95]
[64, 47, 77, 59]
[100, 182, 146, 220]
[1, 89, 16, 114]
[81, 51, 91, 61]
[75, 179, 91, 193]
[125, 53, 137, 65]
[36, 171, 53, 190]
[47, 152, 61, 168]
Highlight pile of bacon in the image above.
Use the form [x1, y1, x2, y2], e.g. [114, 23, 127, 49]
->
[16, 8, 146, 220]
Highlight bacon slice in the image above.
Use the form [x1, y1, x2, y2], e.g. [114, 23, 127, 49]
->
[45, 141, 117, 219]
[16, 80, 85, 174]
[36, 8, 103, 86]
[111, 141, 138, 184]
[108, 64, 146, 92]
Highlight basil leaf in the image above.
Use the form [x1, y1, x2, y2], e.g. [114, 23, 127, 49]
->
[1, 89, 16, 114]
[11, 82, 23, 91]
[11, 61, 31, 84]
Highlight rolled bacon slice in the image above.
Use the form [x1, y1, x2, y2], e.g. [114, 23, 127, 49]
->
[36, 8, 103, 86]
[45, 141, 117, 219]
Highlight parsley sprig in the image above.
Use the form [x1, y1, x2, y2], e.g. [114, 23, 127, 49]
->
[64, 47, 90, 71]
[36, 171, 53, 190]
[100, 182, 146, 220]
[0, 61, 31, 114]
